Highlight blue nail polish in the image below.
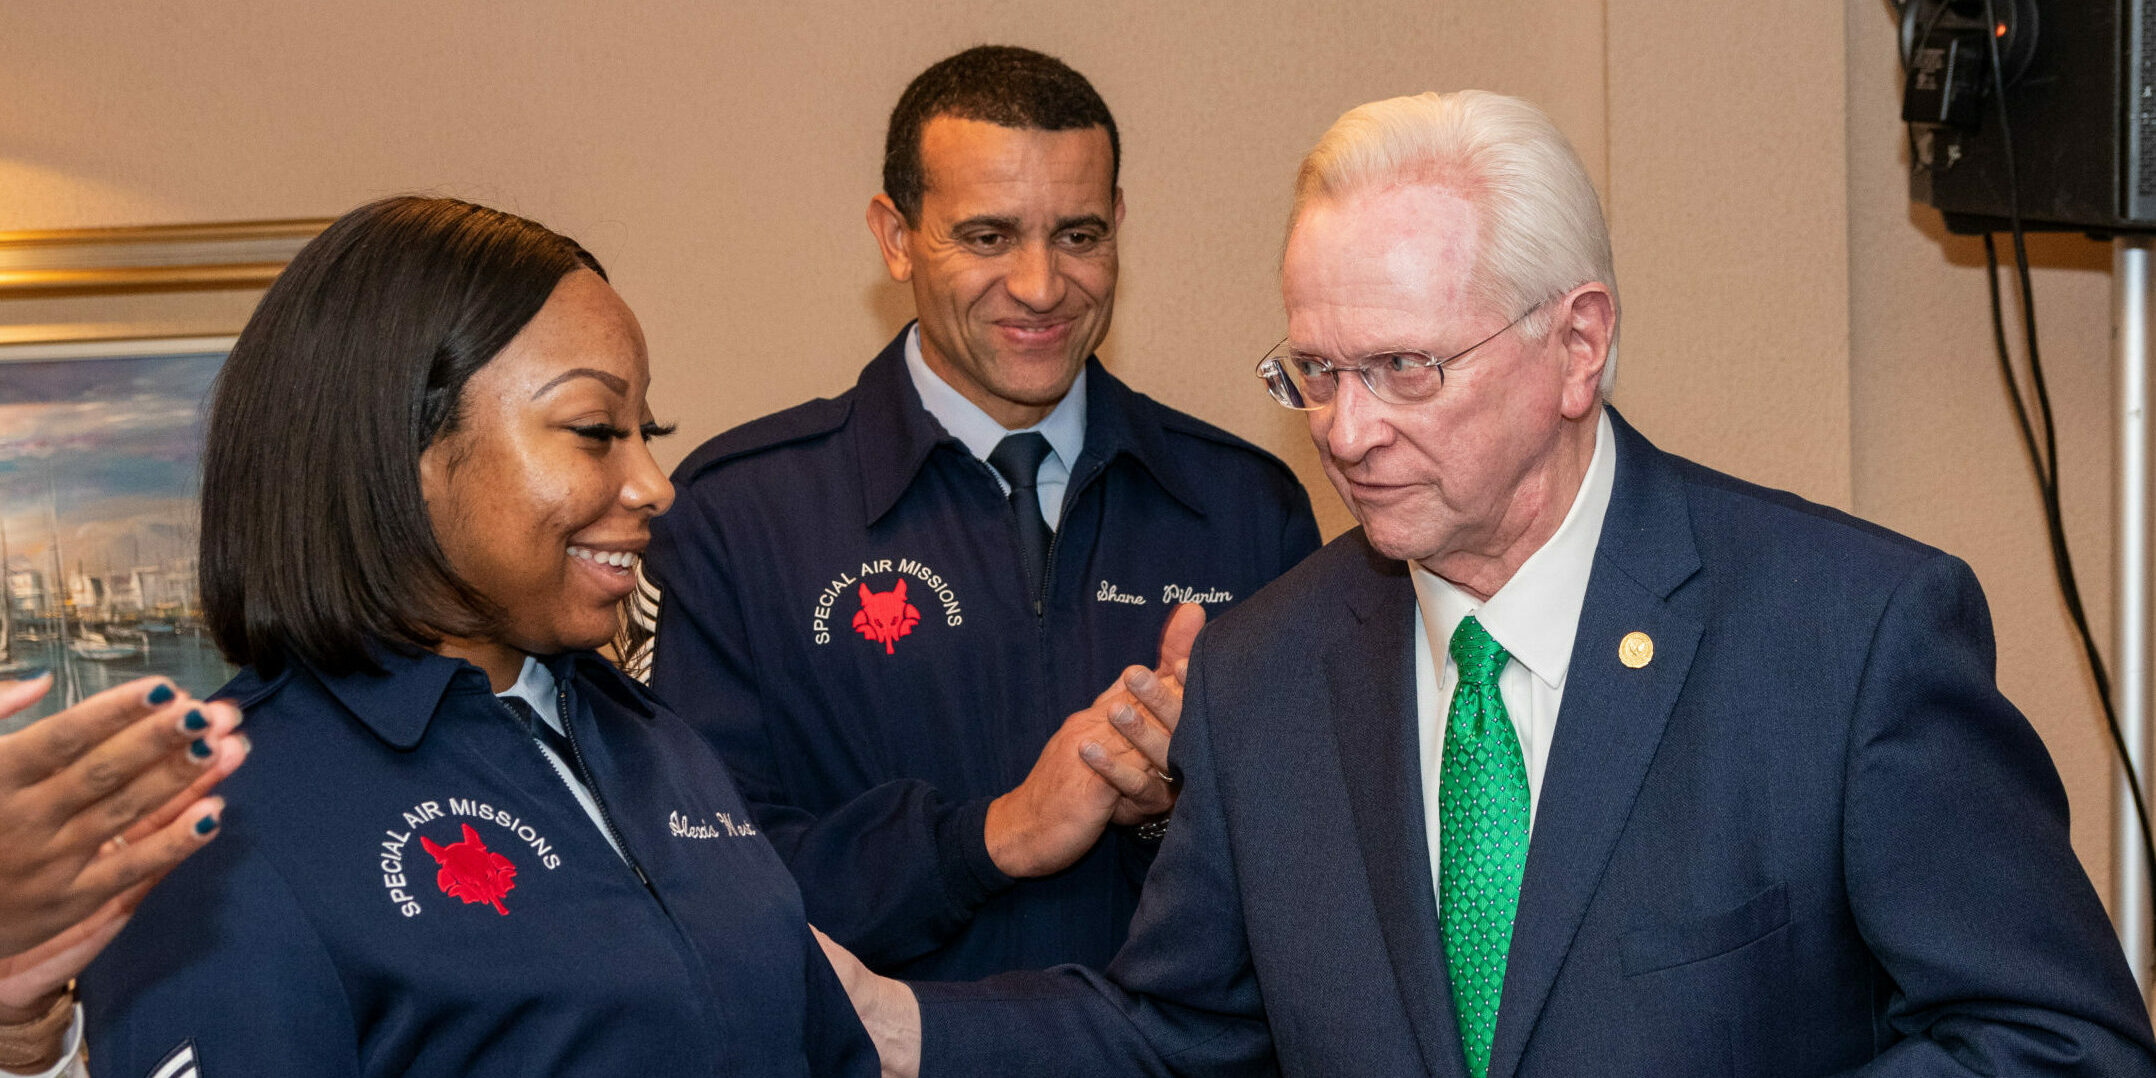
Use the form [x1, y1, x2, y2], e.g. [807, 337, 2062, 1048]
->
[194, 815, 219, 836]
[189, 738, 212, 759]
[148, 683, 175, 705]
[183, 709, 208, 732]
[14, 667, 48, 682]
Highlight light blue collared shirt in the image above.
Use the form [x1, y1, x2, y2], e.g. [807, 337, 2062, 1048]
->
[903, 324, 1087, 528]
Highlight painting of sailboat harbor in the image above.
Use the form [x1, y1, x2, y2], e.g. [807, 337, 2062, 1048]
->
[1, 341, 236, 734]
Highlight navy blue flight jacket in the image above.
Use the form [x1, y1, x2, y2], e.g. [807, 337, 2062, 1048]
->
[83, 648, 877, 1078]
[645, 328, 1321, 980]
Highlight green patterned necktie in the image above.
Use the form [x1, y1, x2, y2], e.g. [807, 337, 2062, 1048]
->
[1439, 614, 1530, 1078]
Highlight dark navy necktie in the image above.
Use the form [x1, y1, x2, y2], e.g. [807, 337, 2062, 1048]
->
[987, 432, 1054, 611]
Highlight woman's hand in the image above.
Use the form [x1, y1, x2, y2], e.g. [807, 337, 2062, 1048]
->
[0, 673, 246, 983]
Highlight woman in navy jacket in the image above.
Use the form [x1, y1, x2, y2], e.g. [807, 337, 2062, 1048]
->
[81, 197, 879, 1077]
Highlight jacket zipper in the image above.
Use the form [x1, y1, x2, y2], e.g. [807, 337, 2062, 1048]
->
[1035, 526, 1062, 622]
[516, 684, 725, 1056]
[529, 685, 652, 891]
[1035, 457, 1103, 623]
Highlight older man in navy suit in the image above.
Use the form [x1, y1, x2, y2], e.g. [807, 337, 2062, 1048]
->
[826, 89, 2156, 1077]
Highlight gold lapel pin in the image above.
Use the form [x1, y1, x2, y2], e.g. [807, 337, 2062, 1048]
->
[1619, 631, 1654, 669]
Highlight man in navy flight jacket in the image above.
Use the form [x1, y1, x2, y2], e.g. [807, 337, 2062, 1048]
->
[644, 45, 1320, 981]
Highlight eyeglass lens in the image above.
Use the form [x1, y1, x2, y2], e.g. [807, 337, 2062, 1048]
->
[1263, 349, 1445, 408]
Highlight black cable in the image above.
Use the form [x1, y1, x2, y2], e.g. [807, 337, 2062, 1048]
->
[1978, 0, 2156, 962]
[1980, 235, 2045, 493]
[1901, 3, 1954, 179]
[1905, 0, 1950, 71]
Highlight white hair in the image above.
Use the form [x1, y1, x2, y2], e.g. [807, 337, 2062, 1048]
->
[1291, 90, 1620, 392]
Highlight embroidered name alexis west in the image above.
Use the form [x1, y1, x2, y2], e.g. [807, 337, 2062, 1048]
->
[670, 810, 758, 838]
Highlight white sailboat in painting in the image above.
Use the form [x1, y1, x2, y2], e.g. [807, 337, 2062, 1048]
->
[0, 515, 32, 677]
[47, 467, 91, 704]
[68, 630, 140, 662]
[53, 504, 140, 664]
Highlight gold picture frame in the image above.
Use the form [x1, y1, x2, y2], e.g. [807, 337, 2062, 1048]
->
[0, 218, 332, 299]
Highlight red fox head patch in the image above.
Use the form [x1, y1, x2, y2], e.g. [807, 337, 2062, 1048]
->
[421, 822, 518, 915]
[852, 578, 921, 654]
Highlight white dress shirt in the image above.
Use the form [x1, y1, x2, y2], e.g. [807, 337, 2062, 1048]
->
[903, 324, 1087, 528]
[1413, 411, 1616, 888]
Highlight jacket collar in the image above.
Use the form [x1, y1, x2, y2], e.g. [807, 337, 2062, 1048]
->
[304, 645, 467, 750]
[1592, 406, 1701, 598]
[307, 646, 650, 750]
[1076, 352, 1210, 518]
[852, 323, 1209, 525]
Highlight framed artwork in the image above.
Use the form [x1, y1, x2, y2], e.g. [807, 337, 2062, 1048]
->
[0, 337, 235, 728]
[0, 218, 328, 732]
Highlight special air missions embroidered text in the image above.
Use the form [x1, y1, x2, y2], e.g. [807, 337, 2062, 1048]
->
[812, 556, 965, 648]
[378, 796, 563, 917]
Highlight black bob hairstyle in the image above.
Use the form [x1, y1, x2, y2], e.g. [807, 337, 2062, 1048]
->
[200, 195, 603, 678]
[882, 44, 1120, 226]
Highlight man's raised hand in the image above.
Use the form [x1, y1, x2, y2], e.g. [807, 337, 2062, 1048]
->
[1084, 602, 1204, 825]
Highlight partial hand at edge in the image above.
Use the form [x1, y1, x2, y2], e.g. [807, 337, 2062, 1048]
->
[0, 674, 248, 1072]
[814, 926, 920, 1078]
[0, 673, 248, 964]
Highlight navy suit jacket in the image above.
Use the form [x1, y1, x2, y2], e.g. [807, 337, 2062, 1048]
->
[916, 411, 2156, 1077]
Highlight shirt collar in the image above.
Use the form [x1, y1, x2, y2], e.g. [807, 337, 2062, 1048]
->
[854, 322, 1205, 524]
[1411, 410, 1618, 690]
[497, 654, 559, 726]
[904, 324, 1087, 471]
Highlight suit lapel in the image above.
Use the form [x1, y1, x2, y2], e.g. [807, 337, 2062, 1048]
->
[1331, 538, 1471, 1078]
[1485, 412, 1704, 1078]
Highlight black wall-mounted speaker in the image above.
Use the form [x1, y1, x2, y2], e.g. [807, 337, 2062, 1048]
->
[1905, 0, 2156, 236]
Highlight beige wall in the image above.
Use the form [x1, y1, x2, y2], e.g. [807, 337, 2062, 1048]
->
[0, 2, 2133, 913]
[1843, 0, 2125, 906]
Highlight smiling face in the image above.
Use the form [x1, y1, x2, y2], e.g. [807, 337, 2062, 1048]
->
[869, 115, 1123, 429]
[1283, 184, 1609, 598]
[419, 269, 675, 683]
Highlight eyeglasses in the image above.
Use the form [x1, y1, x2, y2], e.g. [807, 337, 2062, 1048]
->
[1254, 299, 1549, 410]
